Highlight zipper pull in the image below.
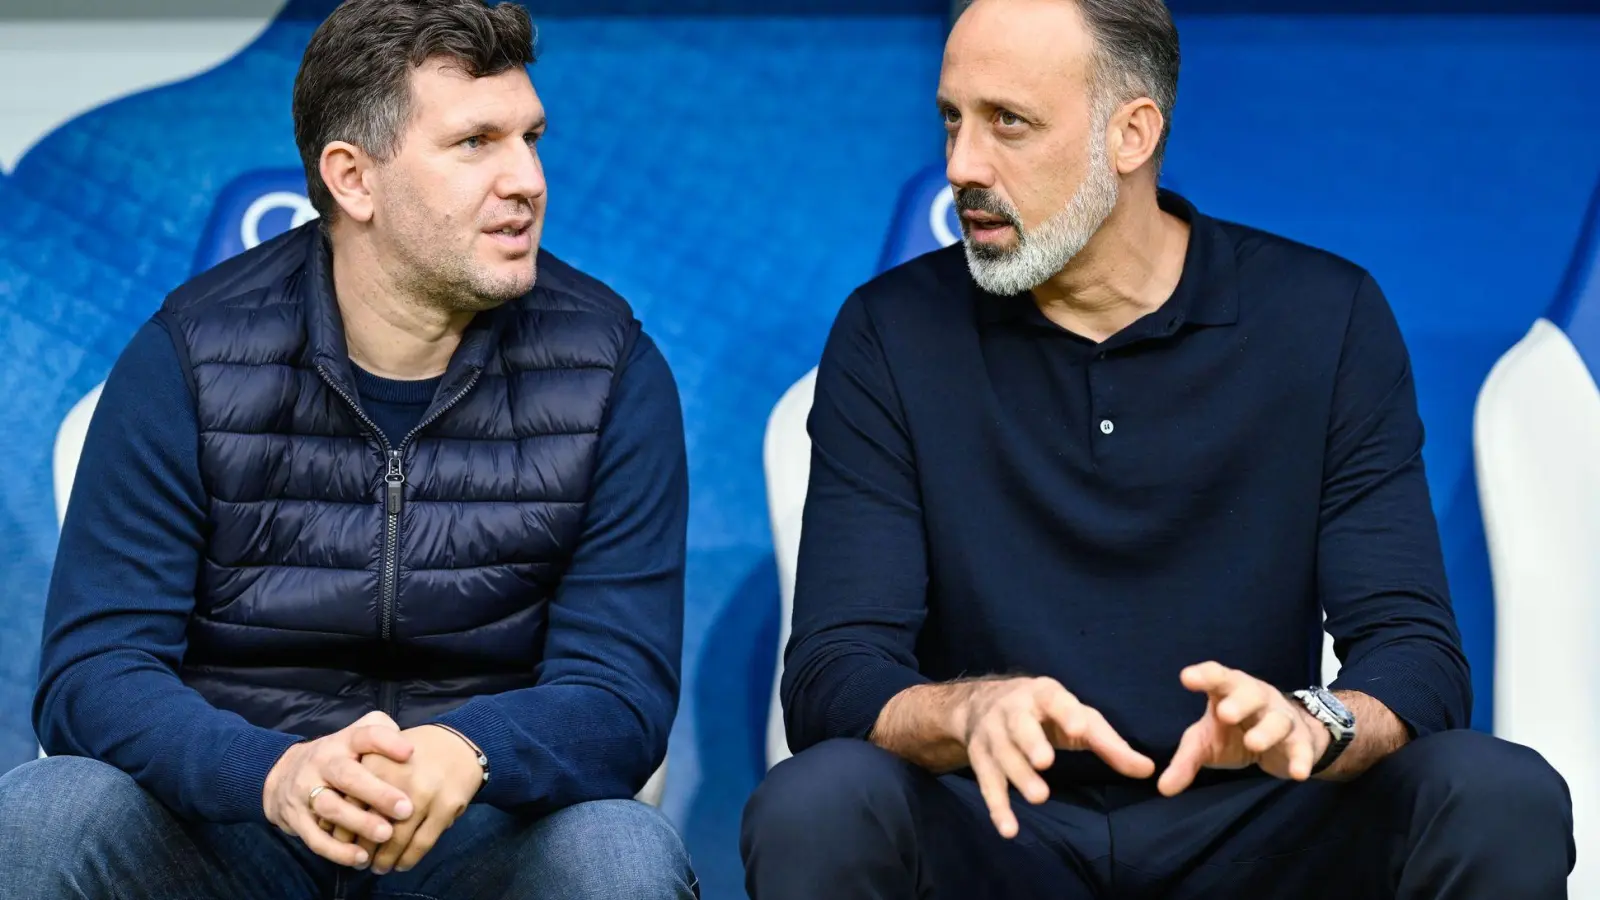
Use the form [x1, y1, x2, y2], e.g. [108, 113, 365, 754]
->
[385, 450, 406, 515]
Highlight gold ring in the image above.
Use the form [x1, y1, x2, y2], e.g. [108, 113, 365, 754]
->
[308, 784, 331, 807]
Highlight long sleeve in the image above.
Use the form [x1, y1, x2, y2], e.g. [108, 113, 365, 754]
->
[34, 320, 301, 823]
[1321, 274, 1473, 736]
[779, 292, 932, 754]
[433, 330, 688, 814]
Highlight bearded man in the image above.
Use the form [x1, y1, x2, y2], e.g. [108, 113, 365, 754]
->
[740, 0, 1574, 898]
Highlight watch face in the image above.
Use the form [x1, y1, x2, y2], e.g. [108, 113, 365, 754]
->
[1310, 687, 1355, 728]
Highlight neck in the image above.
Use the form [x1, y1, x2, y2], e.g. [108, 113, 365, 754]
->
[328, 224, 475, 380]
[1029, 179, 1190, 342]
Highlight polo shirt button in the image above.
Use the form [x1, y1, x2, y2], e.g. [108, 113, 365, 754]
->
[1099, 419, 1114, 435]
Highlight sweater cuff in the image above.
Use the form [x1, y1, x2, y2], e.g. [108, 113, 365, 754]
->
[825, 658, 931, 742]
[212, 726, 303, 823]
[432, 699, 524, 809]
[1330, 655, 1459, 738]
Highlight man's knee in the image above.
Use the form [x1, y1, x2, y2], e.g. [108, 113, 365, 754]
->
[0, 756, 154, 844]
[741, 739, 919, 858]
[524, 799, 696, 899]
[1400, 730, 1573, 849]
[1403, 730, 1570, 813]
[0, 756, 166, 895]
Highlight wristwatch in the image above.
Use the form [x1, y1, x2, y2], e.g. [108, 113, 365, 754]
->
[1291, 686, 1355, 774]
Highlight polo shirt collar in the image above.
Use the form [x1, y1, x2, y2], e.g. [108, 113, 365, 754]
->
[972, 189, 1240, 331]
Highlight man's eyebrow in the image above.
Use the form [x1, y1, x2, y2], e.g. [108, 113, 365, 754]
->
[448, 114, 546, 137]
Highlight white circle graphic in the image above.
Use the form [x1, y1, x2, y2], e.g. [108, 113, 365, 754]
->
[240, 191, 319, 249]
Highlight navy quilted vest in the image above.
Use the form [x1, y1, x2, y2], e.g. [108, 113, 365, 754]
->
[158, 223, 632, 739]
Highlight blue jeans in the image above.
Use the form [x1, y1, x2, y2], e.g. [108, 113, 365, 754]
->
[0, 756, 697, 900]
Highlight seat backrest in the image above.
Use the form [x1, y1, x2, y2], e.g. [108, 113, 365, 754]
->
[763, 368, 816, 769]
[53, 171, 312, 527]
[192, 169, 317, 275]
[876, 163, 961, 272]
[1474, 181, 1600, 897]
[762, 163, 953, 769]
[1474, 319, 1600, 897]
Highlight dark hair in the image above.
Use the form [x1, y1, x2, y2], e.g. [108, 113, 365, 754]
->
[1074, 0, 1180, 169]
[292, 0, 537, 219]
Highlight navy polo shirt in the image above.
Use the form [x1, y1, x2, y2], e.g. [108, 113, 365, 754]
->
[780, 190, 1471, 786]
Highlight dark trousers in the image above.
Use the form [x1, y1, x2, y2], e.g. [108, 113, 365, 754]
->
[741, 730, 1574, 899]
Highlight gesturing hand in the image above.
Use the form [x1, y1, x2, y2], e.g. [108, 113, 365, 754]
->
[262, 711, 416, 868]
[1157, 662, 1330, 797]
[956, 677, 1155, 839]
[333, 724, 485, 875]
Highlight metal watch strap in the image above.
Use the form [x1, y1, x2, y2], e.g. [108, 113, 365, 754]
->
[1293, 687, 1354, 775]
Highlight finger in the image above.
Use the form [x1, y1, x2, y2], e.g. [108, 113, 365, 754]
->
[991, 720, 1050, 806]
[347, 725, 415, 765]
[1043, 690, 1088, 747]
[1008, 706, 1056, 771]
[969, 741, 1018, 839]
[1215, 680, 1271, 727]
[1288, 718, 1317, 781]
[1158, 721, 1210, 797]
[1179, 661, 1234, 694]
[310, 787, 393, 846]
[358, 835, 379, 868]
[372, 808, 424, 876]
[331, 797, 367, 844]
[1243, 708, 1295, 756]
[291, 806, 371, 869]
[1079, 708, 1155, 779]
[324, 757, 414, 821]
[395, 804, 461, 873]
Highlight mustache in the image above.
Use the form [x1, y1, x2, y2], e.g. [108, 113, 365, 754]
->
[954, 188, 1022, 229]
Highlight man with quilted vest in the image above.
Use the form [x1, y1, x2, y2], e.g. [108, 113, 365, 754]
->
[0, 2, 695, 898]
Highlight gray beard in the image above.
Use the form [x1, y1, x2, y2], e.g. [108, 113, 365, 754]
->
[964, 137, 1120, 296]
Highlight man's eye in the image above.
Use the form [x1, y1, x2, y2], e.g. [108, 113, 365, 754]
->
[462, 135, 483, 149]
[942, 108, 960, 126]
[998, 112, 1022, 128]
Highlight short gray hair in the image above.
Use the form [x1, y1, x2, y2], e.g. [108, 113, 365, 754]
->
[1075, 0, 1179, 168]
[292, 0, 537, 220]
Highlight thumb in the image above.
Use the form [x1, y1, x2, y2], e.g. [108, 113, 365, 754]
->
[1158, 720, 1211, 798]
[352, 710, 400, 730]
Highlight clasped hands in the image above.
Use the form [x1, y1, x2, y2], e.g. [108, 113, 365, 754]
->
[955, 662, 1331, 838]
[262, 711, 485, 873]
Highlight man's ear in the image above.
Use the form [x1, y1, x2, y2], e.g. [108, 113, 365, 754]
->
[1106, 97, 1165, 177]
[319, 141, 377, 223]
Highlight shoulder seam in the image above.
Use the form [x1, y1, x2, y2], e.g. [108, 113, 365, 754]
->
[152, 310, 199, 402]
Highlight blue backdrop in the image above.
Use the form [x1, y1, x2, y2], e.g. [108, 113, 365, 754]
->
[0, 5, 1596, 898]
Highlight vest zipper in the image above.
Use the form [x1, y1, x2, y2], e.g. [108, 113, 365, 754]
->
[316, 365, 400, 647]
[381, 449, 405, 641]
[397, 367, 484, 448]
[379, 680, 397, 720]
[317, 364, 484, 711]
[377, 367, 483, 644]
